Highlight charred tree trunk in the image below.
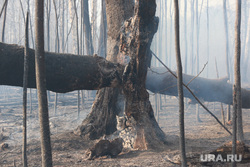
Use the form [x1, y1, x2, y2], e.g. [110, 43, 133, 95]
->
[22, 12, 29, 167]
[83, 0, 94, 55]
[35, 0, 53, 166]
[1, 41, 250, 109]
[98, 0, 107, 58]
[233, 1, 242, 166]
[174, 0, 187, 165]
[234, 0, 244, 142]
[1, 0, 8, 42]
[223, 0, 231, 122]
[74, 0, 134, 140]
[119, 0, 167, 150]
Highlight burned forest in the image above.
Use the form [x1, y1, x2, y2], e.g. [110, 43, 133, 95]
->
[0, 0, 250, 167]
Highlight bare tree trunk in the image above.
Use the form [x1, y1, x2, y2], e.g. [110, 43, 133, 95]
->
[190, 0, 194, 75]
[169, 0, 173, 68]
[98, 0, 107, 58]
[1, 0, 8, 42]
[232, 1, 242, 166]
[53, 0, 60, 116]
[69, 0, 81, 116]
[195, 0, 201, 122]
[74, 0, 134, 140]
[223, 0, 231, 122]
[91, 0, 97, 52]
[27, 0, 35, 48]
[0, 0, 8, 19]
[241, 0, 248, 74]
[232, 85, 237, 167]
[83, 0, 94, 55]
[35, 0, 52, 166]
[242, 8, 250, 82]
[120, 0, 167, 150]
[234, 0, 244, 143]
[163, 0, 167, 69]
[215, 58, 226, 126]
[26, 0, 33, 114]
[206, 0, 209, 77]
[184, 0, 187, 74]
[174, 0, 187, 165]
[22, 12, 29, 167]
[80, 0, 85, 110]
[46, 0, 51, 52]
[73, 0, 81, 118]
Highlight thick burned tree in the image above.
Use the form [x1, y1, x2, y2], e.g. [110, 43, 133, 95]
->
[74, 0, 134, 140]
[76, 0, 167, 149]
[118, 0, 166, 149]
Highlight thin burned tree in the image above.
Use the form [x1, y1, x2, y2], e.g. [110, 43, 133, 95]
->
[223, 0, 231, 122]
[98, 0, 107, 58]
[83, 0, 93, 55]
[190, 0, 195, 75]
[1, 0, 8, 42]
[206, 0, 209, 78]
[53, 0, 60, 116]
[233, 1, 242, 166]
[184, 0, 187, 75]
[174, 0, 187, 166]
[34, 0, 52, 166]
[0, 0, 8, 19]
[22, 12, 29, 167]
[73, 0, 81, 118]
[233, 0, 244, 143]
[195, 0, 203, 122]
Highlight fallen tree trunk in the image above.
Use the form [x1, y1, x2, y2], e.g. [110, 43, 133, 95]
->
[0, 42, 123, 93]
[146, 67, 250, 109]
[1, 42, 250, 108]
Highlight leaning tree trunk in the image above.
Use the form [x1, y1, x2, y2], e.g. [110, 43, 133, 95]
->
[74, 0, 134, 140]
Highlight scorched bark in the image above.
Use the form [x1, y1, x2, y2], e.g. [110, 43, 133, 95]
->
[0, 42, 123, 93]
[1, 42, 250, 108]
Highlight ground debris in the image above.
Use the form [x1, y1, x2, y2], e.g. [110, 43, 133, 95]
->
[0, 142, 8, 151]
[85, 138, 124, 160]
[209, 141, 250, 163]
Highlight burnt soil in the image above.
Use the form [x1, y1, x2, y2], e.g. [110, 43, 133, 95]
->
[0, 86, 250, 167]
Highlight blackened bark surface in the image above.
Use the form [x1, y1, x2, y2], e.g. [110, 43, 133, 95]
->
[146, 67, 250, 109]
[74, 0, 134, 140]
[0, 42, 123, 93]
[174, 0, 187, 165]
[120, 0, 167, 150]
[35, 0, 52, 166]
[1, 42, 250, 109]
